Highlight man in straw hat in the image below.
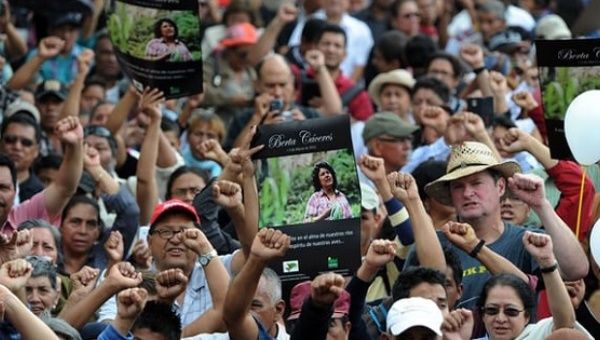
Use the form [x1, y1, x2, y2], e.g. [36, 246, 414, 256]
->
[407, 141, 589, 308]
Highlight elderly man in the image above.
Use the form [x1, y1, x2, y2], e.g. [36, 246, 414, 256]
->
[408, 141, 588, 308]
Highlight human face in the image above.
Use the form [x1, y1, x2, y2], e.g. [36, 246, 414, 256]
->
[257, 59, 295, 105]
[1, 123, 39, 173]
[160, 21, 176, 40]
[500, 195, 529, 225]
[30, 228, 59, 263]
[95, 38, 121, 78]
[89, 103, 114, 126]
[372, 136, 413, 171]
[85, 135, 113, 170]
[327, 317, 351, 340]
[163, 130, 181, 150]
[477, 11, 505, 42]
[444, 266, 462, 309]
[492, 126, 512, 158]
[49, 25, 79, 53]
[133, 328, 168, 340]
[80, 85, 105, 115]
[148, 213, 197, 273]
[412, 88, 445, 115]
[251, 277, 283, 335]
[324, 0, 350, 18]
[37, 167, 58, 188]
[318, 167, 334, 191]
[26, 276, 59, 316]
[227, 45, 252, 71]
[61, 203, 100, 256]
[317, 32, 346, 70]
[449, 171, 505, 223]
[37, 96, 64, 132]
[394, 0, 420, 37]
[371, 48, 400, 73]
[482, 285, 529, 340]
[428, 59, 458, 90]
[379, 84, 411, 118]
[409, 282, 449, 316]
[188, 122, 219, 159]
[417, 0, 437, 25]
[170, 173, 206, 205]
[0, 167, 16, 224]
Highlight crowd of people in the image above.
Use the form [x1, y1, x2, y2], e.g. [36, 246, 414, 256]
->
[0, 0, 599, 339]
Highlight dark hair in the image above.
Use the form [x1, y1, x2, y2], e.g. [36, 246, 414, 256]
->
[477, 273, 535, 321]
[444, 248, 463, 286]
[405, 35, 438, 77]
[428, 52, 464, 79]
[166, 166, 209, 200]
[84, 124, 118, 156]
[316, 24, 347, 47]
[161, 117, 180, 136]
[60, 195, 101, 229]
[0, 154, 17, 188]
[374, 31, 407, 66]
[492, 115, 517, 130]
[311, 161, 338, 192]
[83, 78, 107, 92]
[34, 154, 63, 175]
[301, 18, 328, 44]
[154, 18, 179, 39]
[222, 1, 256, 26]
[132, 301, 182, 340]
[413, 76, 451, 105]
[392, 266, 446, 301]
[1, 112, 42, 144]
[392, 0, 417, 18]
[26, 255, 58, 290]
[90, 100, 114, 120]
[412, 160, 448, 200]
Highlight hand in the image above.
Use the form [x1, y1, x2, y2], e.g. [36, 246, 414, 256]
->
[155, 268, 188, 302]
[198, 139, 228, 165]
[500, 127, 530, 154]
[55, 116, 84, 146]
[359, 155, 387, 183]
[83, 144, 101, 169]
[441, 221, 480, 253]
[310, 272, 345, 307]
[186, 92, 205, 109]
[363, 239, 396, 269]
[116, 288, 148, 320]
[139, 88, 164, 123]
[181, 228, 213, 256]
[419, 106, 449, 136]
[70, 266, 100, 295]
[460, 43, 484, 69]
[512, 91, 538, 111]
[0, 259, 32, 292]
[14, 230, 32, 259]
[386, 172, 420, 203]
[253, 93, 274, 121]
[461, 111, 486, 140]
[507, 173, 546, 210]
[305, 49, 325, 71]
[104, 231, 124, 264]
[106, 262, 143, 291]
[522, 231, 555, 267]
[489, 71, 508, 96]
[131, 240, 152, 270]
[0, 231, 22, 264]
[227, 143, 263, 180]
[0, 0, 11, 31]
[38, 36, 65, 59]
[77, 49, 95, 75]
[212, 180, 243, 209]
[442, 308, 474, 340]
[276, 3, 298, 24]
[290, 108, 306, 121]
[250, 228, 290, 262]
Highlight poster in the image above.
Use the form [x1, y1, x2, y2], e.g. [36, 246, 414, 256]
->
[106, 0, 203, 98]
[252, 116, 361, 286]
[536, 39, 600, 160]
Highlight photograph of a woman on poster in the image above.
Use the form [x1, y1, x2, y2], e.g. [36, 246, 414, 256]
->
[145, 18, 193, 62]
[304, 161, 352, 222]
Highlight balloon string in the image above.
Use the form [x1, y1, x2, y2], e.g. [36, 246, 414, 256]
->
[576, 166, 587, 240]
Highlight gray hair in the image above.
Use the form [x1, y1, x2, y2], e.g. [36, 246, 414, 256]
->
[18, 219, 63, 265]
[42, 317, 82, 340]
[476, 0, 506, 21]
[260, 268, 282, 304]
[26, 255, 58, 291]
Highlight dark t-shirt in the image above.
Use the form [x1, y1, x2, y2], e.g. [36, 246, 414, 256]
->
[18, 172, 44, 202]
[405, 223, 541, 309]
[575, 301, 600, 339]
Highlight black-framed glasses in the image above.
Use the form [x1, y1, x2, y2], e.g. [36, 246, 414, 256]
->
[2, 135, 35, 147]
[482, 306, 525, 317]
[150, 227, 191, 240]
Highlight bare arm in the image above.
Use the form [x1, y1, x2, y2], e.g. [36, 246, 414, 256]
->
[81, 0, 105, 40]
[246, 4, 297, 66]
[60, 50, 95, 120]
[0, 285, 59, 340]
[305, 50, 342, 116]
[106, 87, 139, 134]
[0, 1, 27, 60]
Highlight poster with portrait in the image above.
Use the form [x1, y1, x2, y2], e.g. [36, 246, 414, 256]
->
[536, 39, 600, 160]
[106, 0, 203, 98]
[251, 115, 361, 286]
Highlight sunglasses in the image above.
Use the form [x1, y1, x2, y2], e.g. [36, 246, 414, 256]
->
[482, 306, 524, 317]
[2, 135, 35, 147]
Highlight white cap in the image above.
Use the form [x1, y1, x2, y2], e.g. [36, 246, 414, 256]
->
[360, 183, 379, 211]
[387, 297, 443, 336]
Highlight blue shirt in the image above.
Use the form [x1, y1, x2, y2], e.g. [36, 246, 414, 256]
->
[27, 44, 84, 85]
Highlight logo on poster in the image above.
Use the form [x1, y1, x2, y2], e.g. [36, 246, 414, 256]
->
[283, 260, 299, 273]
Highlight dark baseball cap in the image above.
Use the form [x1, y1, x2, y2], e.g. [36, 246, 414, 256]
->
[362, 112, 419, 143]
[35, 80, 67, 102]
[48, 12, 84, 29]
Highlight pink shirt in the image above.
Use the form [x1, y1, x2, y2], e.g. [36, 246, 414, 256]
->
[3, 191, 59, 235]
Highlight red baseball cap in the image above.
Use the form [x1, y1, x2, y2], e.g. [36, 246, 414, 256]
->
[149, 199, 200, 227]
[287, 280, 351, 321]
[218, 22, 258, 49]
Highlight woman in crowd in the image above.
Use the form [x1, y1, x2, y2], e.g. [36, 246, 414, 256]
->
[182, 111, 226, 179]
[145, 18, 193, 62]
[25, 255, 61, 317]
[165, 166, 209, 205]
[304, 161, 352, 222]
[368, 69, 416, 124]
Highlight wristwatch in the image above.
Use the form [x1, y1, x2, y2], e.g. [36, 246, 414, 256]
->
[198, 249, 218, 267]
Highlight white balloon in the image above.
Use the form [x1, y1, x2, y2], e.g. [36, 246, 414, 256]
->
[564, 90, 600, 165]
[590, 219, 600, 269]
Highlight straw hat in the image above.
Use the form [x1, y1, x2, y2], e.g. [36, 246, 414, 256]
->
[424, 141, 521, 205]
[368, 69, 415, 108]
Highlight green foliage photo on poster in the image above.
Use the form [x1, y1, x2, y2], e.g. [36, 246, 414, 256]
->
[257, 149, 360, 227]
[540, 66, 600, 120]
[107, 2, 202, 61]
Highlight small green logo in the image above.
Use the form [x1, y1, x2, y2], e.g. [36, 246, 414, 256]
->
[327, 257, 339, 269]
[170, 86, 180, 94]
[283, 260, 299, 273]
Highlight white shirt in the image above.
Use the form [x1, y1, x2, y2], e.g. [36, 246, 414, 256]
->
[447, 5, 536, 39]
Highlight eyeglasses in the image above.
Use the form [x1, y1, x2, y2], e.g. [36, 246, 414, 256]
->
[482, 306, 525, 317]
[377, 136, 413, 144]
[150, 227, 191, 240]
[402, 12, 421, 19]
[172, 187, 203, 197]
[84, 125, 113, 139]
[2, 135, 35, 147]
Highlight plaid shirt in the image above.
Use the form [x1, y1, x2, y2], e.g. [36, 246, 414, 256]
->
[304, 189, 352, 222]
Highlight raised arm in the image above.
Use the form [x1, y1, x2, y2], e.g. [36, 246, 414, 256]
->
[109, 288, 149, 338]
[223, 228, 290, 340]
[387, 172, 446, 272]
[0, 284, 59, 340]
[523, 231, 575, 329]
[0, 1, 27, 60]
[84, 145, 120, 195]
[106, 86, 139, 134]
[460, 43, 492, 98]
[246, 4, 297, 66]
[60, 49, 95, 120]
[44, 116, 84, 217]
[7, 36, 64, 90]
[305, 49, 342, 116]
[442, 221, 528, 282]
[508, 174, 589, 280]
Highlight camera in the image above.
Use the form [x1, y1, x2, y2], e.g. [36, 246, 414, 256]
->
[269, 99, 284, 112]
